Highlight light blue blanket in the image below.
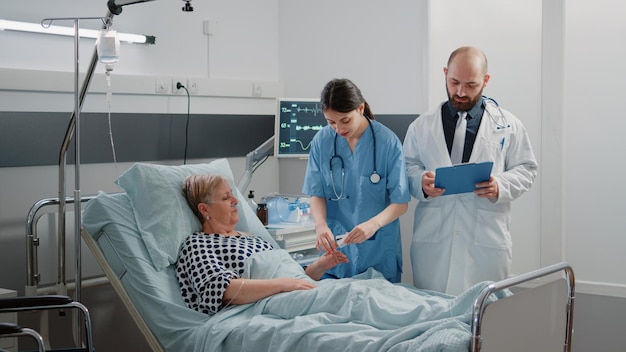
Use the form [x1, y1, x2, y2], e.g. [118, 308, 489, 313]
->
[193, 249, 492, 352]
[83, 191, 502, 352]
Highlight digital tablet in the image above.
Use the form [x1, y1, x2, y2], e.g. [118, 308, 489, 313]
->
[434, 161, 494, 195]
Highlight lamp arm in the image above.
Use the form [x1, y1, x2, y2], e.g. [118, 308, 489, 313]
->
[107, 0, 157, 15]
[237, 136, 275, 194]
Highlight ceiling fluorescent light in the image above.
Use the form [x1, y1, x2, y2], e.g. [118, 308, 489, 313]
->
[0, 19, 155, 44]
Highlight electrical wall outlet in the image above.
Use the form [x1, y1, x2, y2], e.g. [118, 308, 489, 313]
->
[252, 82, 263, 97]
[186, 79, 199, 94]
[173, 79, 187, 95]
[155, 78, 170, 94]
[173, 79, 199, 95]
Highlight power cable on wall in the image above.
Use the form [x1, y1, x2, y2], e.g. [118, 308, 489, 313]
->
[177, 81, 191, 164]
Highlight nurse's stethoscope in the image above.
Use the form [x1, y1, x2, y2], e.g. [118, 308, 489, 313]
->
[329, 116, 380, 201]
[483, 96, 511, 130]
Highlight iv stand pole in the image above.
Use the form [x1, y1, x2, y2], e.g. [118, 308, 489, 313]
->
[53, 0, 154, 306]
[48, 12, 113, 307]
[45, 13, 111, 349]
[51, 1, 154, 346]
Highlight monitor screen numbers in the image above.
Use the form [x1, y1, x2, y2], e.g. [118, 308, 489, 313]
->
[275, 98, 325, 158]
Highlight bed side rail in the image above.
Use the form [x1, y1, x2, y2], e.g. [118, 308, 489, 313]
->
[25, 195, 97, 297]
[471, 262, 575, 352]
[80, 227, 165, 352]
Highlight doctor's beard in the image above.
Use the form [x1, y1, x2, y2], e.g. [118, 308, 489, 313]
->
[447, 87, 484, 112]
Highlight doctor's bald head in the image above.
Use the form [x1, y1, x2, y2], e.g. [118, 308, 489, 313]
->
[447, 46, 489, 75]
[444, 46, 491, 111]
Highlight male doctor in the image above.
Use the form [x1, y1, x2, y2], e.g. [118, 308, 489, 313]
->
[403, 46, 538, 294]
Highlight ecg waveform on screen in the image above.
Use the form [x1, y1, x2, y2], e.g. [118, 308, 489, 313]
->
[295, 105, 323, 115]
[278, 122, 323, 151]
[289, 123, 324, 132]
[280, 138, 313, 151]
[281, 103, 323, 116]
[277, 100, 324, 156]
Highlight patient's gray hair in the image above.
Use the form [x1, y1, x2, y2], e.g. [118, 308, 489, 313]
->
[182, 174, 227, 223]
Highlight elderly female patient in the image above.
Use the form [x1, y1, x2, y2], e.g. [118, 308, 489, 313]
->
[177, 174, 348, 315]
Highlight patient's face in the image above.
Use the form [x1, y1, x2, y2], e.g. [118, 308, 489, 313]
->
[207, 181, 239, 228]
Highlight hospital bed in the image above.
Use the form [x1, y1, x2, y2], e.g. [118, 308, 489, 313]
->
[80, 159, 574, 352]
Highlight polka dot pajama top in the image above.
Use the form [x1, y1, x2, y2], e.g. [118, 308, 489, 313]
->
[176, 232, 274, 315]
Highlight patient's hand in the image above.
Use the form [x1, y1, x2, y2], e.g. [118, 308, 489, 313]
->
[225, 278, 317, 306]
[305, 251, 349, 281]
[276, 278, 317, 292]
[321, 251, 349, 269]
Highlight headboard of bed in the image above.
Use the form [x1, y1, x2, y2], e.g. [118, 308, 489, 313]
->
[111, 158, 278, 270]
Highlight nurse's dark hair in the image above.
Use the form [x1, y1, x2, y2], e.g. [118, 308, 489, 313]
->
[182, 173, 227, 223]
[320, 78, 375, 120]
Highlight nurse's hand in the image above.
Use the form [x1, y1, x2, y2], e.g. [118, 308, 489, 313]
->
[422, 171, 445, 198]
[344, 220, 379, 245]
[315, 227, 337, 254]
[474, 176, 499, 200]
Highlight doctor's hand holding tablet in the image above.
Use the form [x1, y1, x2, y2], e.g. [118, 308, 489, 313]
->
[431, 161, 498, 199]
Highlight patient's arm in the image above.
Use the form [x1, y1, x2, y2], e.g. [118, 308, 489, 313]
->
[304, 251, 349, 280]
[223, 278, 316, 306]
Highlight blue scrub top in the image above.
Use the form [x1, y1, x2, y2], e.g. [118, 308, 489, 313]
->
[302, 120, 410, 282]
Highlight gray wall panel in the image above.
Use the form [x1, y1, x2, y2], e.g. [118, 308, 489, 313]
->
[1, 112, 416, 167]
[0, 112, 275, 167]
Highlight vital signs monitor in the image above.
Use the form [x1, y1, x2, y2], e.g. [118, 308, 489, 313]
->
[275, 98, 324, 158]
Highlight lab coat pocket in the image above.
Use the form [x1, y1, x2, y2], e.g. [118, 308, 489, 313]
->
[473, 208, 511, 250]
[474, 136, 506, 173]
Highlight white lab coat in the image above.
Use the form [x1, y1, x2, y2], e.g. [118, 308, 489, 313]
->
[403, 101, 538, 294]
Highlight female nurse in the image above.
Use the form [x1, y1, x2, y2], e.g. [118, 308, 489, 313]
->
[302, 78, 410, 283]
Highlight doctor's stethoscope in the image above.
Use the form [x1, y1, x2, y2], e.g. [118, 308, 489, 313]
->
[483, 96, 511, 130]
[329, 116, 380, 201]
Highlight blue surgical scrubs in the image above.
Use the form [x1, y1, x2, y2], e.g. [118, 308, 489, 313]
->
[302, 120, 410, 282]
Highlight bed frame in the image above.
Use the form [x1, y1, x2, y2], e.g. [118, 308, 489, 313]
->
[81, 222, 574, 352]
[473, 262, 574, 352]
[23, 189, 574, 351]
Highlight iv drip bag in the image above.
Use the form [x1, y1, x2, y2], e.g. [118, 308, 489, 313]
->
[97, 29, 120, 64]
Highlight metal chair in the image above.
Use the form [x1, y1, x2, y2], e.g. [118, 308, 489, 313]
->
[0, 295, 94, 352]
[0, 322, 46, 352]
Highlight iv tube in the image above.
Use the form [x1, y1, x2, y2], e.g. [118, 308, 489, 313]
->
[97, 27, 120, 173]
[105, 70, 118, 173]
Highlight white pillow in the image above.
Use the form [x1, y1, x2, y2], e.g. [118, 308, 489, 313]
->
[115, 158, 277, 270]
